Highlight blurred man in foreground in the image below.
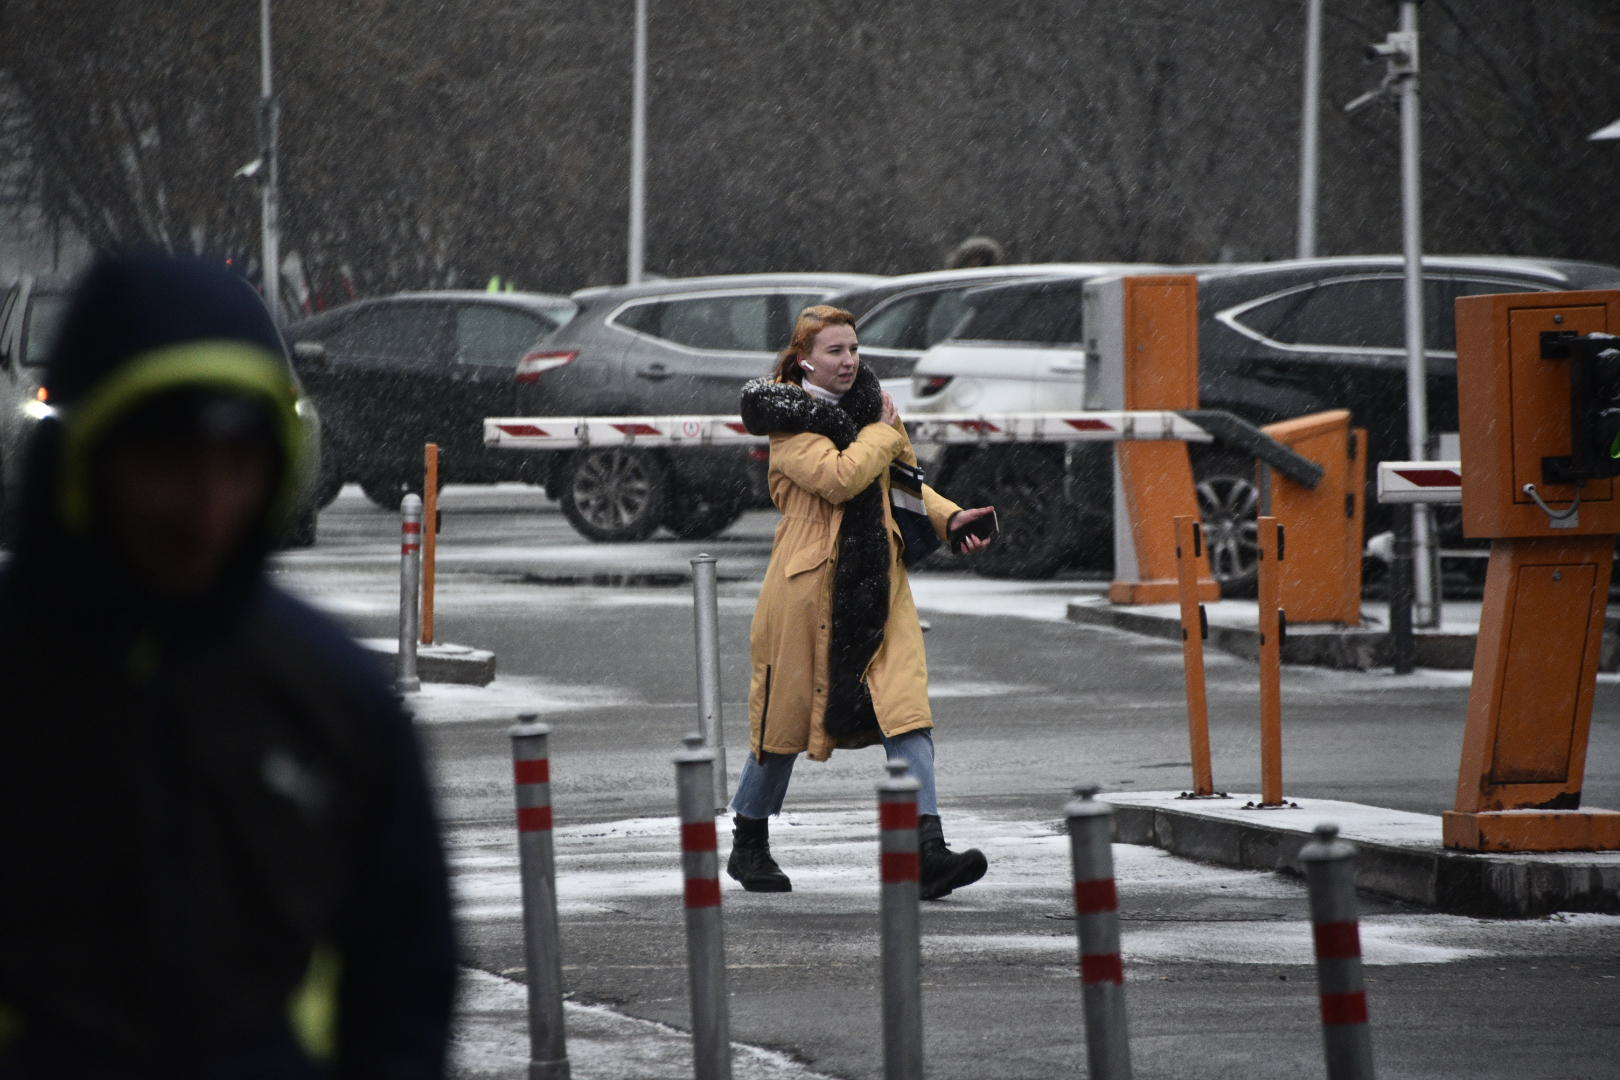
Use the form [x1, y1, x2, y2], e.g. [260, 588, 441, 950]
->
[0, 253, 456, 1078]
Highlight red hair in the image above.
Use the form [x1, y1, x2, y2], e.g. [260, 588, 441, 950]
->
[771, 304, 856, 384]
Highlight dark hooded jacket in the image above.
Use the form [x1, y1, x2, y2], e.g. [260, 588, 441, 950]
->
[0, 254, 456, 1078]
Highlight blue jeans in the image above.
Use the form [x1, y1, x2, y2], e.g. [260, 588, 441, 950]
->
[730, 728, 939, 818]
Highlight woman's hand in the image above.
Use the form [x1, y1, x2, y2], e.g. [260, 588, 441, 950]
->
[949, 506, 997, 553]
[881, 390, 899, 426]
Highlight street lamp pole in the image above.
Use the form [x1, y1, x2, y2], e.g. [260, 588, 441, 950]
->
[1296, 0, 1323, 259]
[627, 0, 647, 285]
[258, 0, 282, 324]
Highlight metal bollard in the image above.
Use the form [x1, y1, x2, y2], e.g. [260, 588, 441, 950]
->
[1066, 786, 1132, 1080]
[397, 494, 422, 693]
[878, 759, 923, 1080]
[511, 716, 571, 1080]
[675, 733, 732, 1080]
[690, 554, 729, 812]
[1300, 824, 1375, 1080]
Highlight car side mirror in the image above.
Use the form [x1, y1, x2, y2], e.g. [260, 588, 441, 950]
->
[292, 340, 328, 369]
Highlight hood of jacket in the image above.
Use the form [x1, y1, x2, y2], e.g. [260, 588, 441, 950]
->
[4, 252, 308, 615]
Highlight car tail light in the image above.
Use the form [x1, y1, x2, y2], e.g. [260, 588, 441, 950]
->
[914, 375, 953, 398]
[516, 349, 577, 382]
[748, 447, 770, 462]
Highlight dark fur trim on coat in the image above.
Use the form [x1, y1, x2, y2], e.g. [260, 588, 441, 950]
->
[741, 368, 890, 744]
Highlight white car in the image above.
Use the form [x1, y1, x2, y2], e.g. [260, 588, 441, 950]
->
[905, 269, 1167, 578]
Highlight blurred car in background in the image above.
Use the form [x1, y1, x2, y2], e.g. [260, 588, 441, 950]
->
[287, 290, 577, 509]
[0, 275, 68, 541]
[510, 272, 878, 541]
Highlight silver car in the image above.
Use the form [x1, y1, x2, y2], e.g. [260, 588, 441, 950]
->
[511, 273, 879, 541]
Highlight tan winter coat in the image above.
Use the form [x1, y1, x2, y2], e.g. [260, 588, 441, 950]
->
[746, 409, 961, 762]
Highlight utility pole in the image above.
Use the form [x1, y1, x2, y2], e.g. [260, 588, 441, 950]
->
[258, 0, 282, 324]
[1347, 0, 1439, 629]
[627, 0, 647, 285]
[1296, 0, 1323, 259]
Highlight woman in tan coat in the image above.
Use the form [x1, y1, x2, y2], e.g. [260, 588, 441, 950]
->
[729, 305, 996, 899]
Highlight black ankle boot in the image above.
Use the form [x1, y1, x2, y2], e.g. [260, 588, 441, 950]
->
[726, 814, 792, 893]
[918, 813, 986, 900]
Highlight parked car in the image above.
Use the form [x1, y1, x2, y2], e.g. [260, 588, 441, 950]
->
[0, 275, 67, 541]
[510, 272, 880, 541]
[286, 290, 578, 509]
[903, 267, 1171, 577]
[909, 255, 1620, 588]
[2, 271, 327, 547]
[825, 264, 1121, 406]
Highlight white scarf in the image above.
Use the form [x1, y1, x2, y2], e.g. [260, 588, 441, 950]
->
[802, 380, 844, 405]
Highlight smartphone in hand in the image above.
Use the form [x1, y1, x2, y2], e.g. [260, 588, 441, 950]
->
[950, 509, 999, 553]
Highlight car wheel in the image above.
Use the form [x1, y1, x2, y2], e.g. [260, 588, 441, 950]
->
[662, 490, 745, 540]
[560, 448, 669, 542]
[948, 446, 1074, 579]
[281, 508, 318, 549]
[359, 473, 443, 512]
[1194, 453, 1261, 596]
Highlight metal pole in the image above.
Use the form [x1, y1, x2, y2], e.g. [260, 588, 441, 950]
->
[675, 733, 731, 1080]
[1395, 0, 1438, 628]
[512, 717, 571, 1080]
[690, 554, 728, 811]
[422, 444, 440, 646]
[627, 0, 647, 284]
[1296, 0, 1323, 258]
[397, 494, 422, 693]
[1388, 506, 1415, 674]
[258, 0, 281, 325]
[878, 759, 923, 1080]
[1300, 824, 1375, 1080]
[1066, 786, 1133, 1080]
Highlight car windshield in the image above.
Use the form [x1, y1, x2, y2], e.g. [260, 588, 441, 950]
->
[951, 283, 1087, 344]
[25, 294, 68, 365]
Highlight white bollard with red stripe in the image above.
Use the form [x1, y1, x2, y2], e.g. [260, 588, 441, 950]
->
[1300, 824, 1375, 1080]
[878, 759, 923, 1080]
[675, 733, 732, 1080]
[1066, 786, 1132, 1080]
[511, 716, 570, 1080]
[397, 494, 422, 693]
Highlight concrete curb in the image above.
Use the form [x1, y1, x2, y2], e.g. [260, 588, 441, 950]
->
[363, 639, 497, 686]
[1102, 791, 1620, 917]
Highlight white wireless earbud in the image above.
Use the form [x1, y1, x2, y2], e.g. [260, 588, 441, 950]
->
[800, 360, 814, 372]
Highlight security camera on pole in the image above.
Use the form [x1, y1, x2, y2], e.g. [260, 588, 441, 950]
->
[1345, 1, 1439, 633]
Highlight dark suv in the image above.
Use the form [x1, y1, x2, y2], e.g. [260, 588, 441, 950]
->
[1190, 256, 1620, 588]
[509, 273, 878, 541]
[287, 290, 577, 508]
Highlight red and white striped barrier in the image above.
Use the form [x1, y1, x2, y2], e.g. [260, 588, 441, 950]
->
[484, 410, 1215, 451]
[1375, 460, 1462, 504]
[511, 717, 570, 1080]
[674, 734, 731, 1080]
[1300, 824, 1375, 1080]
[1066, 786, 1133, 1080]
[878, 759, 924, 1080]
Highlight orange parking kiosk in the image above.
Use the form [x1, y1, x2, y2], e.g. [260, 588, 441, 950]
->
[1447, 289, 1620, 852]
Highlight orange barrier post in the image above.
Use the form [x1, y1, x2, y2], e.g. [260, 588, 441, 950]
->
[1173, 516, 1216, 797]
[1259, 412, 1366, 626]
[1255, 516, 1287, 808]
[1085, 274, 1219, 605]
[421, 443, 440, 646]
[1446, 289, 1620, 851]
